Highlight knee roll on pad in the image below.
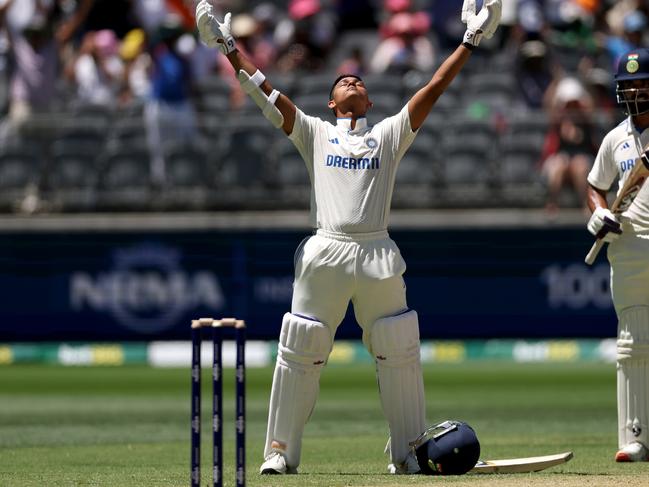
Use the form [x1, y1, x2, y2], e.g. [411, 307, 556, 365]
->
[617, 306, 649, 361]
[237, 69, 284, 128]
[617, 306, 649, 448]
[370, 309, 421, 365]
[277, 312, 332, 369]
[370, 310, 426, 464]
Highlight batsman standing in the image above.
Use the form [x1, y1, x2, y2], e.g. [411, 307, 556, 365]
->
[586, 48, 649, 462]
[195, 0, 501, 474]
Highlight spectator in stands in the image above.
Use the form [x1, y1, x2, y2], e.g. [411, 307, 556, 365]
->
[545, 0, 598, 72]
[119, 28, 151, 106]
[494, 0, 518, 48]
[584, 66, 616, 125]
[604, 0, 649, 37]
[603, 10, 647, 70]
[144, 14, 197, 184]
[370, 11, 435, 75]
[65, 29, 124, 107]
[164, 0, 199, 32]
[252, 3, 281, 49]
[53, 0, 89, 45]
[515, 39, 556, 110]
[378, 0, 411, 25]
[132, 0, 169, 35]
[336, 46, 366, 77]
[515, 0, 547, 42]
[0, 0, 61, 128]
[131, 0, 195, 36]
[540, 76, 598, 213]
[274, 0, 335, 73]
[231, 13, 275, 72]
[251, 4, 280, 71]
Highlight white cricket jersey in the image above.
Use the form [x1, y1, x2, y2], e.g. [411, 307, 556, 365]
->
[288, 104, 417, 233]
[588, 118, 649, 233]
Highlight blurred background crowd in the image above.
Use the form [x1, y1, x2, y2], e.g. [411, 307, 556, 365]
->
[0, 0, 647, 214]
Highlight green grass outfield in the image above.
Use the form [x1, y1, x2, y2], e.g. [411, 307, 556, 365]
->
[1, 361, 648, 487]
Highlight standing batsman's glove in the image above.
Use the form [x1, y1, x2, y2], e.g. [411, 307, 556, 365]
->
[461, 0, 502, 48]
[195, 0, 236, 55]
[587, 207, 623, 243]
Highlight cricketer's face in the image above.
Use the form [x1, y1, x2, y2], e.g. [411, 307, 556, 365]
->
[617, 78, 649, 116]
[328, 76, 372, 115]
[618, 79, 649, 101]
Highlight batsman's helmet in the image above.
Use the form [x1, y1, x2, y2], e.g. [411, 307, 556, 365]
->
[411, 420, 480, 475]
[615, 48, 649, 116]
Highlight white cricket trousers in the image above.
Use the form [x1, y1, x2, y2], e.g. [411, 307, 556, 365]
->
[291, 229, 409, 345]
[608, 226, 649, 313]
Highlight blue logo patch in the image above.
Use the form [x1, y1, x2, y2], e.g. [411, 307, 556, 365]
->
[366, 137, 378, 149]
[329, 137, 339, 144]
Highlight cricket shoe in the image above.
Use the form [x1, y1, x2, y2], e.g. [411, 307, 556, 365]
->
[615, 442, 649, 462]
[259, 450, 298, 474]
[387, 450, 421, 474]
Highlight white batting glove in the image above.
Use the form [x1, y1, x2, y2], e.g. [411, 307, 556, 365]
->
[195, 0, 236, 55]
[587, 207, 623, 243]
[461, 0, 502, 48]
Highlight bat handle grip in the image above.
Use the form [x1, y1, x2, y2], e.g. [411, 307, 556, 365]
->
[584, 239, 605, 265]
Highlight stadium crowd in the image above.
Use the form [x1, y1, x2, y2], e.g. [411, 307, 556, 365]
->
[0, 0, 647, 214]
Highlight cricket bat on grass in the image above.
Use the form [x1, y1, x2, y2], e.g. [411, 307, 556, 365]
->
[470, 451, 573, 474]
[585, 148, 649, 265]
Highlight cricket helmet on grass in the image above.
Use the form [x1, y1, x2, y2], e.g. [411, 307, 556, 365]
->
[411, 420, 480, 475]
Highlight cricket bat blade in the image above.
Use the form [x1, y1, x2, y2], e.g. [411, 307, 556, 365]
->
[470, 451, 573, 474]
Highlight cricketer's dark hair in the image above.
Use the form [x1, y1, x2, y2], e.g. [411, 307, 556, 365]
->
[329, 74, 363, 100]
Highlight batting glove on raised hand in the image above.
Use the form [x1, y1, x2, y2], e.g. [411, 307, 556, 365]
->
[587, 207, 623, 243]
[195, 0, 235, 55]
[461, 0, 502, 48]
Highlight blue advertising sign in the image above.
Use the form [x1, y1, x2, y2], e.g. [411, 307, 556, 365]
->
[0, 227, 616, 341]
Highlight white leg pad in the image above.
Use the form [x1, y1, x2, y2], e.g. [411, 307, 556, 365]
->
[264, 313, 332, 468]
[237, 69, 284, 128]
[370, 310, 426, 464]
[617, 306, 649, 448]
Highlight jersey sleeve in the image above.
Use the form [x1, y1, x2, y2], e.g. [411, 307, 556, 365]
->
[587, 132, 618, 191]
[376, 104, 418, 163]
[288, 108, 324, 172]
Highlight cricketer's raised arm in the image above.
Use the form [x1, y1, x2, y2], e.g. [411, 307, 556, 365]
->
[407, 0, 501, 131]
[195, 0, 296, 135]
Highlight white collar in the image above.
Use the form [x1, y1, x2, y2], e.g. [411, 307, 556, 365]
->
[336, 117, 368, 133]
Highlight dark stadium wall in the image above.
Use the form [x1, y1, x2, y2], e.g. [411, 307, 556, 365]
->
[0, 227, 615, 341]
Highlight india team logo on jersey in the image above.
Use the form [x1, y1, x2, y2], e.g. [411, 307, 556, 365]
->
[626, 53, 640, 74]
[366, 137, 378, 149]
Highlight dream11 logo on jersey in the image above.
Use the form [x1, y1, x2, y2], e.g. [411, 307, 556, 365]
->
[69, 243, 225, 333]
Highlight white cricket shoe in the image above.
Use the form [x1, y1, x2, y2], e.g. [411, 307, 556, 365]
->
[615, 442, 649, 462]
[387, 450, 421, 474]
[259, 450, 298, 475]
